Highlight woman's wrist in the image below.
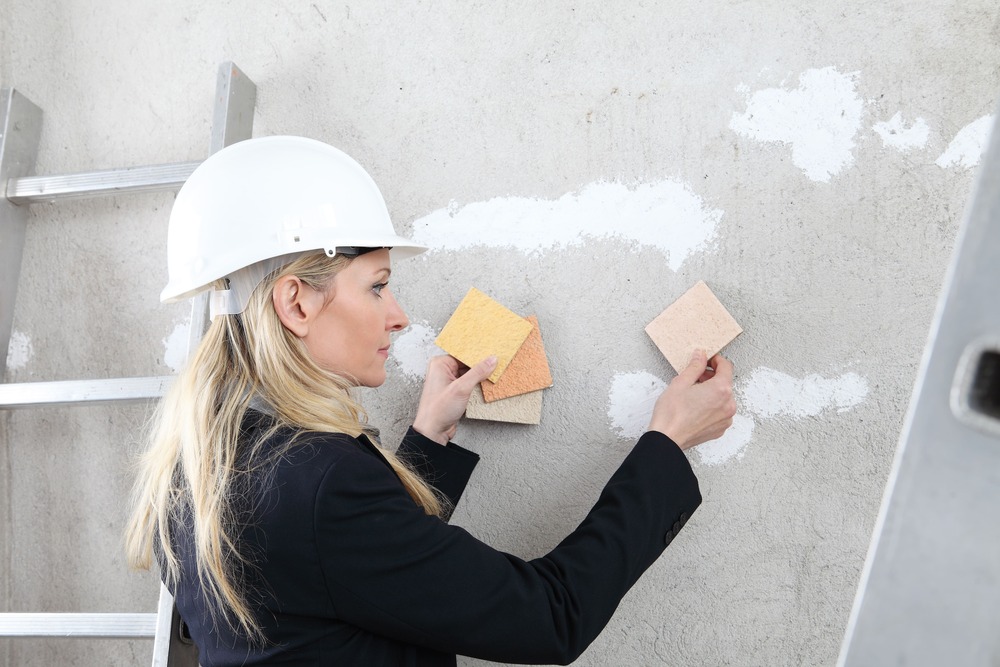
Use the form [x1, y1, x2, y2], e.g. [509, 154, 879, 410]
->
[411, 420, 449, 446]
[647, 420, 690, 450]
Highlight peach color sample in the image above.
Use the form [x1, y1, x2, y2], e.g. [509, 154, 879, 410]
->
[434, 287, 533, 383]
[465, 384, 543, 424]
[645, 280, 743, 373]
[481, 315, 553, 402]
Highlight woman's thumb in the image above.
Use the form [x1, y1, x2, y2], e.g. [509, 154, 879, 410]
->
[458, 356, 499, 390]
[677, 349, 708, 385]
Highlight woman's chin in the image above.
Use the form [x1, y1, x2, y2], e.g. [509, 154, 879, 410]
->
[359, 370, 387, 388]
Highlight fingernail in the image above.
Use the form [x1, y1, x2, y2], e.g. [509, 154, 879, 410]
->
[486, 356, 498, 366]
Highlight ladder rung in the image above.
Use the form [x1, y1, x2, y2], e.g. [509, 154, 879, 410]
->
[0, 376, 173, 408]
[0, 613, 157, 637]
[6, 161, 199, 205]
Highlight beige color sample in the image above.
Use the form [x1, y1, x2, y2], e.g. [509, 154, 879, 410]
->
[481, 315, 553, 402]
[645, 280, 743, 373]
[465, 384, 543, 424]
[435, 287, 533, 383]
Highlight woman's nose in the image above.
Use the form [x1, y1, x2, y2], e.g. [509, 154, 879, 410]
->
[385, 289, 409, 331]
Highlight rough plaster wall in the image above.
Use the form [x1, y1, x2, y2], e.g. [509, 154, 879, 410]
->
[2, 1, 998, 665]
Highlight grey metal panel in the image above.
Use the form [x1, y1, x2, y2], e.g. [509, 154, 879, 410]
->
[839, 109, 1000, 665]
[0, 89, 42, 380]
[0, 613, 157, 637]
[6, 162, 199, 205]
[0, 376, 173, 408]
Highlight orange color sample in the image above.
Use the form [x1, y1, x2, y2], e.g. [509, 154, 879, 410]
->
[481, 315, 553, 403]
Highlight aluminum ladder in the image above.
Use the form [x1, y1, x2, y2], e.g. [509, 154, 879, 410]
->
[838, 107, 1000, 664]
[0, 61, 257, 666]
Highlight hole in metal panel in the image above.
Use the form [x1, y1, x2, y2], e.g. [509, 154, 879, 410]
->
[969, 350, 1000, 420]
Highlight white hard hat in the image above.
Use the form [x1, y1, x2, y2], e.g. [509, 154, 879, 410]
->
[160, 136, 426, 316]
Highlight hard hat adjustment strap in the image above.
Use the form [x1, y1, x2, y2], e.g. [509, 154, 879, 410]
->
[209, 288, 242, 320]
[207, 251, 313, 320]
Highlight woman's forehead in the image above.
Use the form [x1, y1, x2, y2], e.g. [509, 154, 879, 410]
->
[344, 248, 392, 278]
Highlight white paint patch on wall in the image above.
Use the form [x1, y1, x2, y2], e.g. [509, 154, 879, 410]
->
[605, 365, 869, 464]
[163, 320, 191, 373]
[391, 322, 442, 381]
[730, 67, 864, 182]
[872, 112, 929, 151]
[694, 414, 754, 466]
[5, 330, 34, 371]
[607, 370, 752, 466]
[410, 181, 722, 271]
[740, 367, 868, 419]
[607, 371, 666, 440]
[936, 115, 995, 169]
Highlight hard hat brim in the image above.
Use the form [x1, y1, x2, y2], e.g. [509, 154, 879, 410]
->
[160, 238, 427, 304]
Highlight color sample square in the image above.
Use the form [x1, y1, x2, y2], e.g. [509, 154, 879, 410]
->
[645, 280, 743, 373]
[481, 315, 553, 402]
[465, 384, 543, 425]
[435, 287, 533, 383]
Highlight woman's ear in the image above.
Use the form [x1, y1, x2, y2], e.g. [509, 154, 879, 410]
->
[272, 275, 318, 338]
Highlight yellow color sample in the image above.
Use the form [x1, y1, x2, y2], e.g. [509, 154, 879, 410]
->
[435, 287, 533, 383]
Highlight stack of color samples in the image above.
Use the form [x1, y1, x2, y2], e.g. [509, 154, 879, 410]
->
[435, 288, 554, 424]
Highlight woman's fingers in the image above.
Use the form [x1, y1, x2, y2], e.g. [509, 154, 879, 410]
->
[413, 355, 497, 445]
[648, 353, 737, 449]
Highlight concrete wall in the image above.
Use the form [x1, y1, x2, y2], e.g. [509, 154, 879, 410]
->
[2, 2, 998, 665]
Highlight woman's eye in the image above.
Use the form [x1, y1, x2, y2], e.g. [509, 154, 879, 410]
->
[372, 282, 388, 296]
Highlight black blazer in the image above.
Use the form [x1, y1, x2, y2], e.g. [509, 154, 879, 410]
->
[168, 409, 701, 665]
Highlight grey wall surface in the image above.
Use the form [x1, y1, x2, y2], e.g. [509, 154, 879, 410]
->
[2, 2, 998, 665]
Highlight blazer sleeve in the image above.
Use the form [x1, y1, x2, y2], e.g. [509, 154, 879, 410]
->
[315, 430, 700, 665]
[395, 427, 480, 509]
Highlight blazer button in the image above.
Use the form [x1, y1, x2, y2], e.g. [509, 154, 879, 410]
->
[672, 520, 681, 534]
[680, 512, 690, 525]
[664, 531, 675, 546]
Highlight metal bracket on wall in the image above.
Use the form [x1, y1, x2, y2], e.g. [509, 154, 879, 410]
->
[0, 61, 257, 667]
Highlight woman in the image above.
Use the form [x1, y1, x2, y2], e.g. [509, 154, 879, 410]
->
[126, 136, 736, 666]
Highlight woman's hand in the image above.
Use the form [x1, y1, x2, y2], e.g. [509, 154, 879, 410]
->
[648, 350, 737, 450]
[413, 355, 498, 445]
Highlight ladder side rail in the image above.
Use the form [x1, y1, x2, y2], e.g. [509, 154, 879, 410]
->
[0, 89, 43, 380]
[152, 60, 257, 667]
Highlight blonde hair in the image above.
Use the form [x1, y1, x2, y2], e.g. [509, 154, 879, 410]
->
[125, 252, 444, 641]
